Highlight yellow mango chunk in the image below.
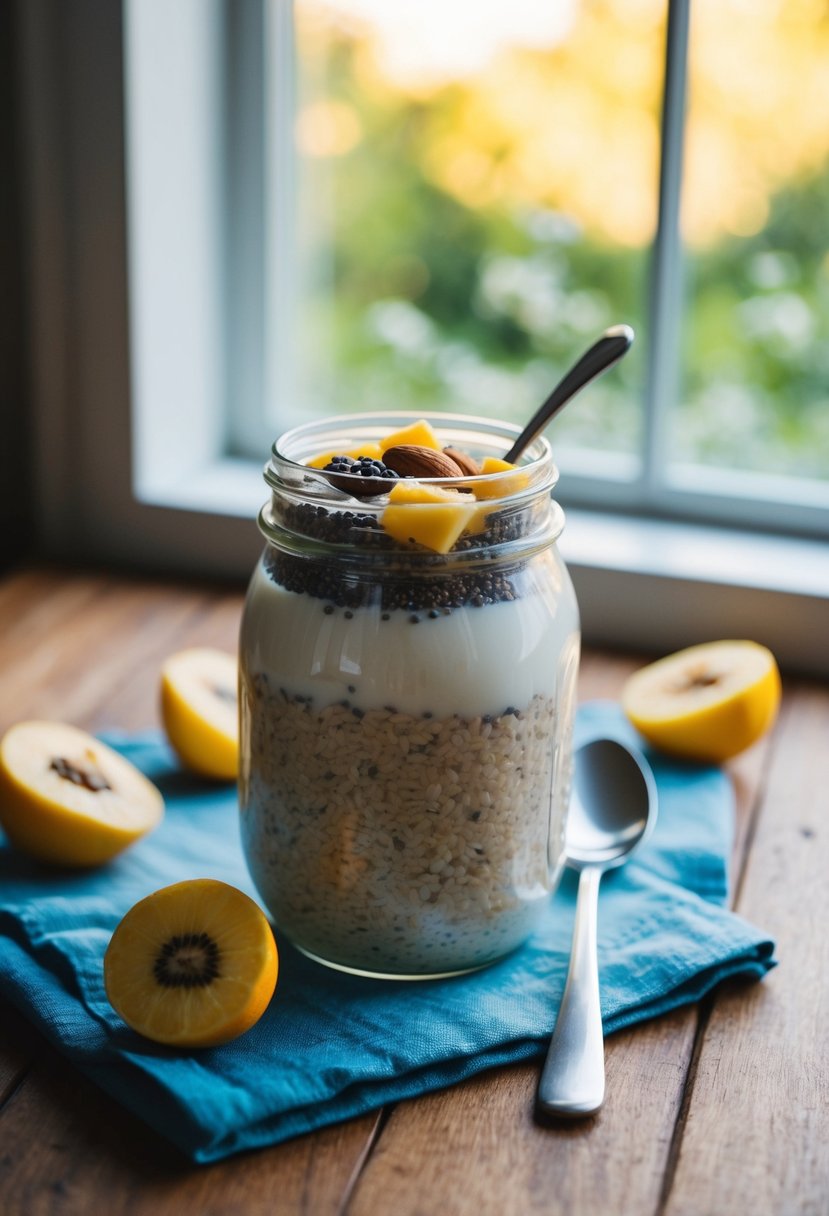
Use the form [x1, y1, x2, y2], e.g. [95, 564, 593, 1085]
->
[382, 481, 477, 554]
[481, 456, 515, 474]
[465, 504, 495, 535]
[379, 419, 442, 454]
[472, 456, 530, 501]
[306, 442, 383, 469]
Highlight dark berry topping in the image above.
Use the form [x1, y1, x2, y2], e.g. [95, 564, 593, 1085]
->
[321, 454, 401, 498]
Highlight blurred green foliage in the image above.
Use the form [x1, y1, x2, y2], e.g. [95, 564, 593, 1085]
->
[295, 36, 829, 482]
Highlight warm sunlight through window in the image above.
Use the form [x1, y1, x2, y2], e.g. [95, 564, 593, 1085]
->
[276, 0, 829, 504]
[116, 0, 828, 549]
[283, 0, 666, 464]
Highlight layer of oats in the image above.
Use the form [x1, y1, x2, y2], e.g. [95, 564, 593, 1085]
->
[240, 671, 568, 975]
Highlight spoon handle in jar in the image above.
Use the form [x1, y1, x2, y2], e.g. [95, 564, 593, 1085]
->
[503, 325, 634, 464]
[536, 864, 605, 1118]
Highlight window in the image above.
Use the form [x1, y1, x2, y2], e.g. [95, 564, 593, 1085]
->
[16, 0, 829, 674]
[670, 0, 829, 531]
[234, 0, 829, 537]
[241, 0, 659, 483]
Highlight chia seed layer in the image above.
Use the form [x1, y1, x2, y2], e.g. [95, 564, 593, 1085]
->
[263, 546, 520, 613]
[239, 674, 568, 976]
[265, 499, 537, 611]
[275, 499, 526, 549]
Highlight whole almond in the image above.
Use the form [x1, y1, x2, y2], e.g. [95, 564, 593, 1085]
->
[383, 445, 464, 479]
[443, 447, 481, 476]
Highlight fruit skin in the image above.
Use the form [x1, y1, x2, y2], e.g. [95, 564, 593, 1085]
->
[622, 640, 782, 763]
[104, 878, 278, 1048]
[0, 721, 164, 867]
[160, 648, 238, 780]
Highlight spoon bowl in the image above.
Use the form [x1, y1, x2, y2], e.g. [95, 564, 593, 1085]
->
[536, 737, 657, 1119]
[566, 737, 655, 868]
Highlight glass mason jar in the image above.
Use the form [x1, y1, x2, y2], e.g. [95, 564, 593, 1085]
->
[239, 412, 580, 979]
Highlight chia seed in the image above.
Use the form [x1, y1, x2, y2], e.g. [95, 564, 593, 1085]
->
[261, 494, 532, 615]
[263, 545, 523, 615]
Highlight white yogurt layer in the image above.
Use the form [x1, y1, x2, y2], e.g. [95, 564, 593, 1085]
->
[242, 557, 579, 719]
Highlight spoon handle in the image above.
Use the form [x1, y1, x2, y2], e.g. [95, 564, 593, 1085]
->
[537, 864, 605, 1117]
[503, 325, 634, 464]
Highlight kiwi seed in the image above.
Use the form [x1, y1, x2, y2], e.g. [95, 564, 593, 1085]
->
[153, 932, 221, 989]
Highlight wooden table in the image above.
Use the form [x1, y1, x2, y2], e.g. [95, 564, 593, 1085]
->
[0, 567, 826, 1215]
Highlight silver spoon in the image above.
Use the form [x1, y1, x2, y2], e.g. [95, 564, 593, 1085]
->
[537, 737, 657, 1118]
[503, 324, 634, 464]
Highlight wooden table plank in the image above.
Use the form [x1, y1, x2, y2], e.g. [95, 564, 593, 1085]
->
[0, 568, 812, 1215]
[0, 1004, 380, 1216]
[0, 1035, 28, 1111]
[0, 570, 209, 733]
[94, 584, 244, 732]
[663, 681, 829, 1216]
[349, 1012, 698, 1216]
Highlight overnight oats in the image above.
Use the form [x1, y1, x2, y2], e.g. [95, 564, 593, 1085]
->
[238, 413, 580, 978]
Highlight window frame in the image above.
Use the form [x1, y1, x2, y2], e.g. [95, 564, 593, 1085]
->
[15, 0, 829, 677]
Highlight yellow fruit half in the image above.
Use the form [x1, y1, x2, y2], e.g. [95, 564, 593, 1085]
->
[0, 721, 164, 867]
[104, 879, 278, 1048]
[622, 640, 781, 763]
[160, 648, 238, 780]
[381, 481, 477, 554]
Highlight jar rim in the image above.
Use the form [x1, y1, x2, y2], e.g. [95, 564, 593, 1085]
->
[260, 411, 564, 560]
[266, 410, 557, 499]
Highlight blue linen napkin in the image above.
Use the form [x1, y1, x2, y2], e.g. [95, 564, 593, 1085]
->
[0, 702, 775, 1162]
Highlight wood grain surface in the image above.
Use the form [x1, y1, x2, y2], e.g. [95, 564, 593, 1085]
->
[0, 566, 825, 1215]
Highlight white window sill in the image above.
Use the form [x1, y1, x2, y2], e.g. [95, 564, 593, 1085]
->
[562, 510, 829, 599]
[560, 509, 828, 679]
